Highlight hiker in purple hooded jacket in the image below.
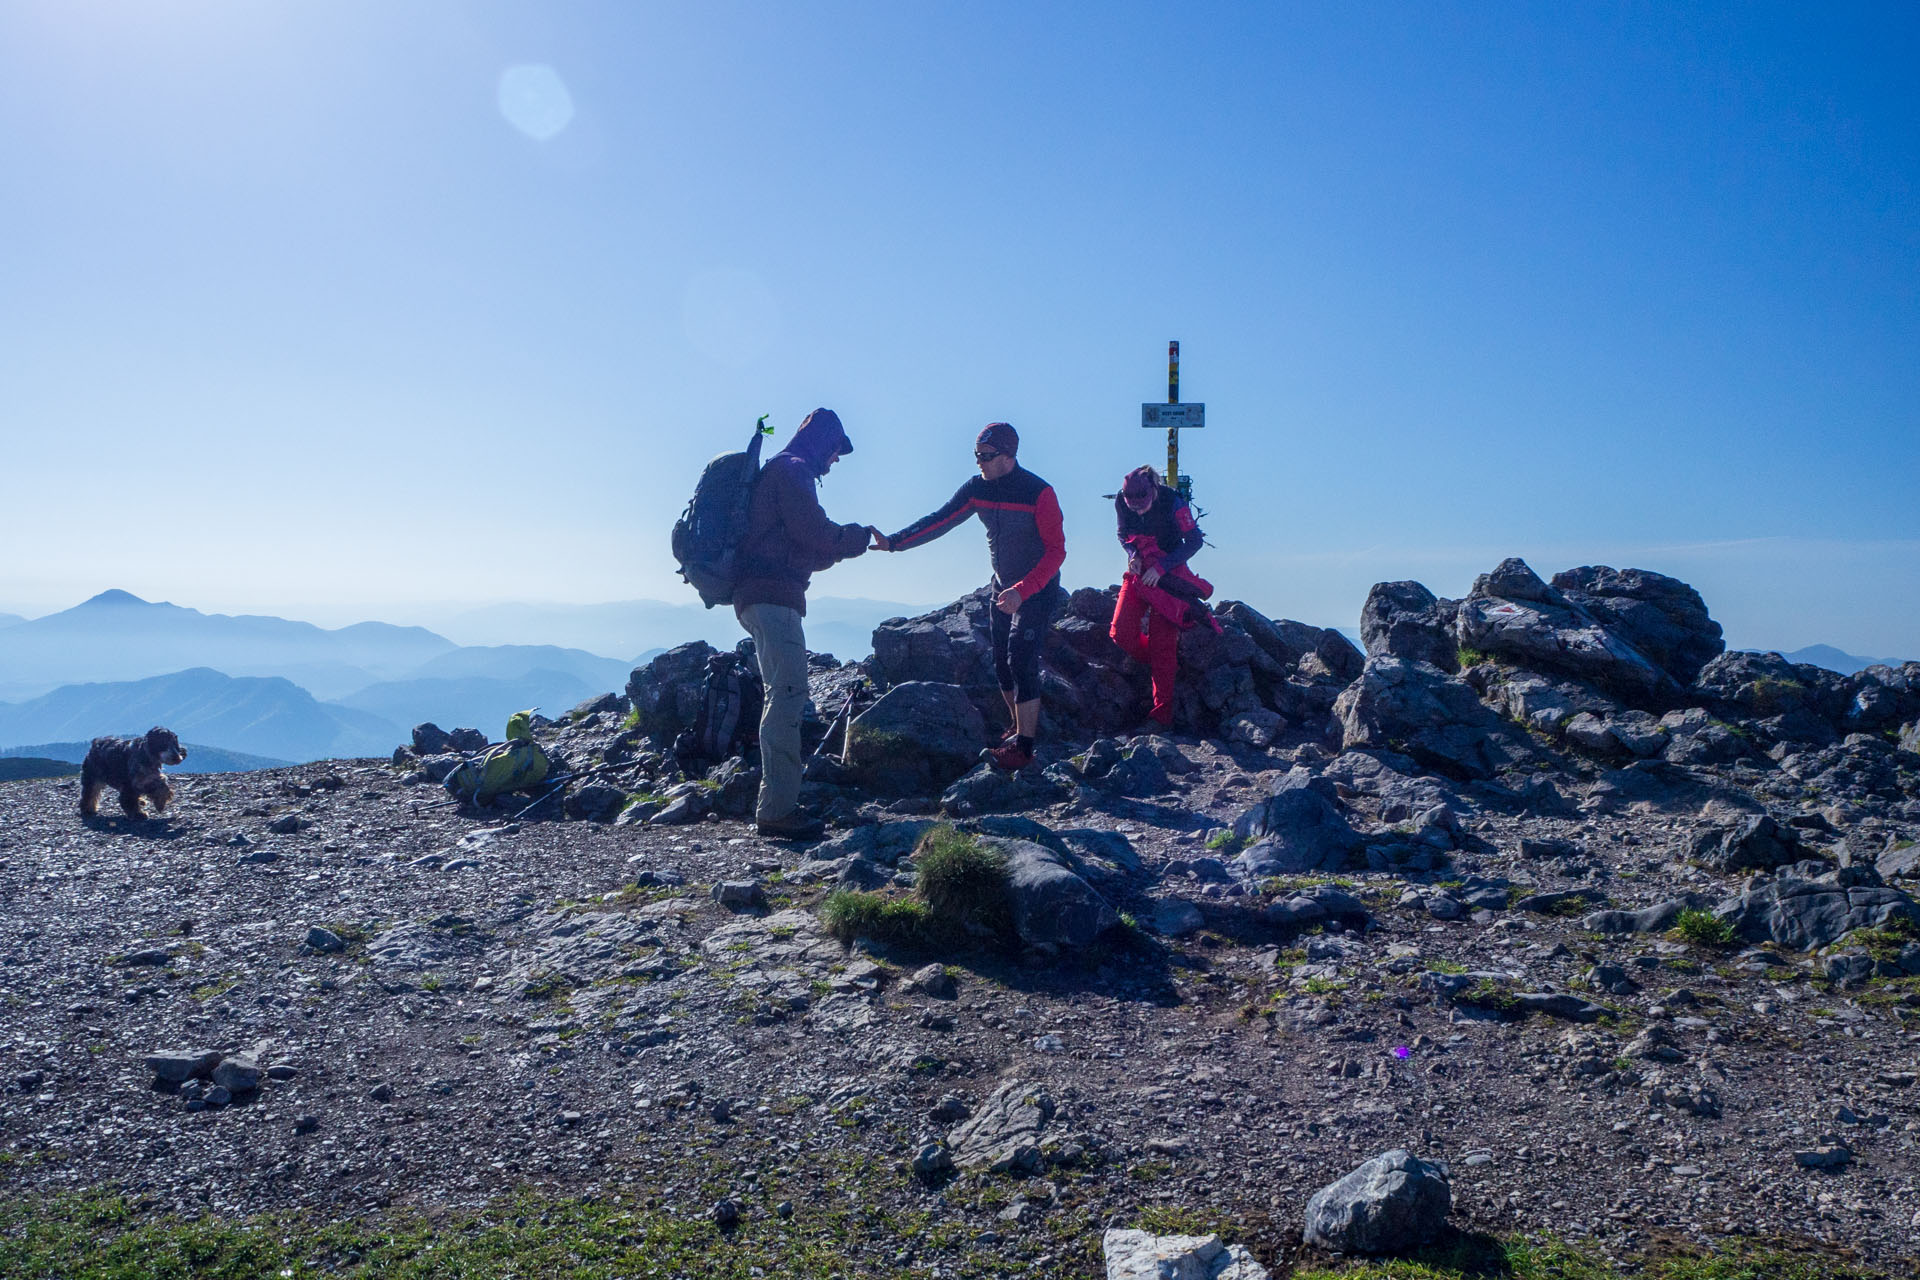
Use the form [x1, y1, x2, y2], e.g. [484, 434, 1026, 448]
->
[733, 408, 873, 840]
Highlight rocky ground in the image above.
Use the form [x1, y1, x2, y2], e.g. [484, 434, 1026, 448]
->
[4, 558, 1920, 1277]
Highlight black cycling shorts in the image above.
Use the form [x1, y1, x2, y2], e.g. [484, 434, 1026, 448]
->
[990, 579, 1065, 703]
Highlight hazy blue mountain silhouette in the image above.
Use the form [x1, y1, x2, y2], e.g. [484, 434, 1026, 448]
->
[0, 668, 399, 762]
[1774, 645, 1910, 675]
[0, 612, 24, 630]
[1, 741, 291, 773]
[0, 591, 455, 701]
[0, 757, 81, 782]
[334, 670, 600, 740]
[408, 644, 632, 689]
[436, 595, 931, 662]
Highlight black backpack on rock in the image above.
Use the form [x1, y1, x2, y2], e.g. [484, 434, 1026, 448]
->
[671, 417, 774, 608]
[675, 649, 763, 763]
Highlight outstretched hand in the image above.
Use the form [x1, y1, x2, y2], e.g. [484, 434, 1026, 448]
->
[868, 528, 892, 552]
[995, 586, 1023, 616]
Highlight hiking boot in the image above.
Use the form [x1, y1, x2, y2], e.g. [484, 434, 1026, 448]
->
[755, 811, 825, 841]
[983, 741, 1035, 773]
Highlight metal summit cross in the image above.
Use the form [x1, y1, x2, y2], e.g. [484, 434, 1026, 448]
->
[1141, 340, 1203, 501]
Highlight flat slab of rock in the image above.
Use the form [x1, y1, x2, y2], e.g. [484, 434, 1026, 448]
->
[1303, 1148, 1451, 1255]
[145, 1049, 221, 1084]
[948, 1079, 1055, 1174]
[1715, 869, 1920, 950]
[1103, 1228, 1269, 1279]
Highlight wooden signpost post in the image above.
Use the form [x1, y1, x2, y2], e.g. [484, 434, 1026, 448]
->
[1142, 340, 1203, 500]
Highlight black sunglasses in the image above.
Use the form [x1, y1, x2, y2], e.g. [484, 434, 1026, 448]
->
[974, 449, 1001, 463]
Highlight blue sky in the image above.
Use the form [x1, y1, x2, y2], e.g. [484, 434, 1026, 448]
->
[3, 1, 1915, 657]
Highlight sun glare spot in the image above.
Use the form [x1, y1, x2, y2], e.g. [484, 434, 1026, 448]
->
[497, 64, 574, 141]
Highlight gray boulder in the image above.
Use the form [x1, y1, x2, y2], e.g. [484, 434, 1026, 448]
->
[624, 642, 720, 743]
[564, 782, 628, 823]
[410, 723, 453, 755]
[947, 1079, 1056, 1174]
[1583, 896, 1704, 935]
[145, 1049, 221, 1084]
[1103, 1229, 1270, 1279]
[988, 837, 1118, 951]
[1150, 897, 1206, 937]
[846, 682, 986, 796]
[1225, 707, 1286, 748]
[1455, 558, 1678, 706]
[445, 727, 488, 753]
[211, 1056, 264, 1092]
[1551, 565, 1724, 686]
[1333, 656, 1528, 780]
[1262, 884, 1371, 930]
[1879, 842, 1920, 882]
[940, 761, 1073, 816]
[1686, 814, 1812, 873]
[305, 925, 345, 953]
[1658, 707, 1759, 766]
[1692, 651, 1848, 748]
[1228, 768, 1364, 874]
[1360, 580, 1459, 671]
[1303, 1148, 1451, 1255]
[1715, 865, 1920, 950]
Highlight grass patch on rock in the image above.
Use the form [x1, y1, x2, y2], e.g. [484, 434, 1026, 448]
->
[1670, 909, 1738, 949]
[822, 825, 1015, 953]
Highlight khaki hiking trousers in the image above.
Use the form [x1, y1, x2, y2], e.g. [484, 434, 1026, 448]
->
[733, 601, 809, 824]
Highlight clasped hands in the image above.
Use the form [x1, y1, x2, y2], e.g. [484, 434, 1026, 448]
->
[1127, 553, 1162, 587]
[869, 527, 1021, 615]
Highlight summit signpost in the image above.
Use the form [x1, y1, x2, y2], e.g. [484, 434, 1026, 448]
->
[1143, 340, 1202, 500]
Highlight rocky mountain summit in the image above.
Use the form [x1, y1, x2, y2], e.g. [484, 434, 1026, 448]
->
[4, 558, 1920, 1277]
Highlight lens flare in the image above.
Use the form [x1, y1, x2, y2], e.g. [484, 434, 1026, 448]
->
[497, 64, 574, 141]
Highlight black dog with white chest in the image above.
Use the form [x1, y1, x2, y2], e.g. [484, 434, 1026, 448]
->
[80, 727, 187, 819]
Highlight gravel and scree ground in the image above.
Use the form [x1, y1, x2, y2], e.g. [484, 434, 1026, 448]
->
[5, 561, 1920, 1278]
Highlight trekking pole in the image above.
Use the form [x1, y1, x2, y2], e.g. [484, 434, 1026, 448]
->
[841, 688, 858, 766]
[505, 757, 640, 821]
[808, 690, 857, 765]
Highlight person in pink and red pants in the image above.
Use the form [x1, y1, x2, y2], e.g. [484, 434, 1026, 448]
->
[1109, 465, 1219, 726]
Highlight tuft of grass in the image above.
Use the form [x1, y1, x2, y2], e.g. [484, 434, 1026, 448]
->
[912, 825, 1012, 932]
[820, 891, 938, 949]
[1843, 915, 1920, 962]
[1205, 829, 1246, 853]
[1671, 908, 1738, 949]
[1453, 644, 1492, 669]
[1459, 978, 1520, 1014]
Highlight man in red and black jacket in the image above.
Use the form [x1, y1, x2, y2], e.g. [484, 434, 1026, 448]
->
[874, 423, 1066, 771]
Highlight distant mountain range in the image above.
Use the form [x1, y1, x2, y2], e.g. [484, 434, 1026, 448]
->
[1776, 645, 1910, 676]
[0, 669, 399, 762]
[0, 590, 456, 702]
[431, 596, 931, 666]
[0, 612, 24, 630]
[0, 756, 82, 783]
[1, 741, 290, 773]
